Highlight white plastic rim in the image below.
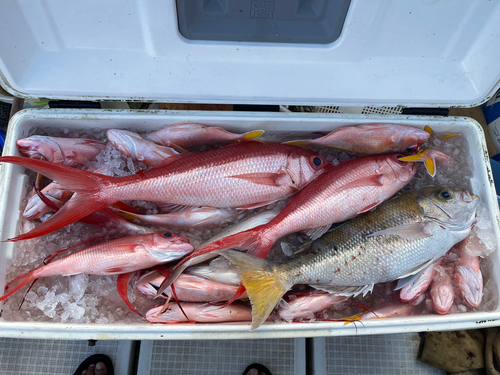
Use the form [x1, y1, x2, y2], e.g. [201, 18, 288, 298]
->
[1, 0, 500, 107]
[0, 108, 499, 340]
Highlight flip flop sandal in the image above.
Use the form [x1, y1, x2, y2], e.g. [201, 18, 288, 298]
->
[73, 354, 114, 375]
[242, 363, 273, 375]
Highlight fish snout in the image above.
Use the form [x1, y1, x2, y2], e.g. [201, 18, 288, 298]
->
[461, 190, 479, 204]
[172, 239, 195, 253]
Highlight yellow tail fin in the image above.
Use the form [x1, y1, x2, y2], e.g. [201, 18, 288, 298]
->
[219, 250, 288, 330]
[243, 130, 265, 140]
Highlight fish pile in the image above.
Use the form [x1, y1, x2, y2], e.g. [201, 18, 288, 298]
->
[0, 122, 496, 329]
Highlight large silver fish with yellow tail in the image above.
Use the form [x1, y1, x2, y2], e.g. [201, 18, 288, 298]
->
[220, 187, 479, 330]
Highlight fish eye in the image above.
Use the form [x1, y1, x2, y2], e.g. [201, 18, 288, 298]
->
[310, 156, 323, 169]
[163, 232, 173, 238]
[439, 190, 452, 200]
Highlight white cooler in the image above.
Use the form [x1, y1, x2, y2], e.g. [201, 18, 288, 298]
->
[0, 0, 499, 340]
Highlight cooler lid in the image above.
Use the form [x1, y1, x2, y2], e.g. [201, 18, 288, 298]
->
[1, 0, 500, 107]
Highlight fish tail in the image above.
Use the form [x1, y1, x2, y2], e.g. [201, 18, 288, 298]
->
[242, 130, 265, 140]
[219, 250, 287, 330]
[0, 269, 39, 302]
[155, 226, 272, 298]
[0, 156, 115, 241]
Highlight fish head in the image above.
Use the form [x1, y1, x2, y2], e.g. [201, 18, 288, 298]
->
[417, 187, 480, 231]
[106, 129, 143, 159]
[393, 128, 430, 154]
[430, 275, 455, 315]
[286, 150, 329, 189]
[16, 135, 64, 163]
[147, 232, 194, 262]
[134, 271, 165, 297]
[382, 154, 418, 183]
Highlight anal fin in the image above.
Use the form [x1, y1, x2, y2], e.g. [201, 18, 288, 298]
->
[311, 284, 374, 298]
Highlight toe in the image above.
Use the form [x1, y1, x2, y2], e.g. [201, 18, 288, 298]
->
[86, 364, 95, 375]
[95, 362, 107, 375]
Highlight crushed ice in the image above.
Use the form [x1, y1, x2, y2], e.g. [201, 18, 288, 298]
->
[1, 125, 498, 324]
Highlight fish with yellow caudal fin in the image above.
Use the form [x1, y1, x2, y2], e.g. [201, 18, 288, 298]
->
[145, 122, 264, 150]
[397, 125, 458, 177]
[219, 187, 479, 330]
[284, 123, 430, 154]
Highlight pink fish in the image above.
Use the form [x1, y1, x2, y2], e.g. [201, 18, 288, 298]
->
[284, 123, 430, 154]
[116, 206, 233, 228]
[430, 267, 455, 315]
[278, 291, 347, 322]
[135, 271, 245, 302]
[398, 258, 443, 303]
[0, 142, 326, 241]
[145, 302, 254, 324]
[159, 153, 416, 296]
[16, 135, 106, 167]
[107, 129, 179, 166]
[360, 302, 415, 320]
[454, 237, 483, 308]
[145, 123, 264, 149]
[0, 232, 193, 302]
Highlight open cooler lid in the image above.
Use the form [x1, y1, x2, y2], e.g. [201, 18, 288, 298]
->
[1, 0, 500, 107]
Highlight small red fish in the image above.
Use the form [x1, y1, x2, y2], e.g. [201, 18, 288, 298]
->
[107, 129, 179, 166]
[0, 232, 193, 302]
[430, 266, 455, 315]
[115, 206, 233, 228]
[16, 135, 106, 167]
[278, 291, 347, 322]
[145, 302, 254, 324]
[135, 271, 245, 302]
[284, 123, 430, 154]
[454, 237, 483, 308]
[145, 123, 264, 149]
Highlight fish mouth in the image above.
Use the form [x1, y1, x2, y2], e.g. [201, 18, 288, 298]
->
[172, 240, 194, 252]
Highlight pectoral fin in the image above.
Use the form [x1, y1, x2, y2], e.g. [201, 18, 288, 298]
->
[358, 200, 383, 214]
[367, 222, 434, 240]
[343, 174, 384, 189]
[228, 172, 286, 187]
